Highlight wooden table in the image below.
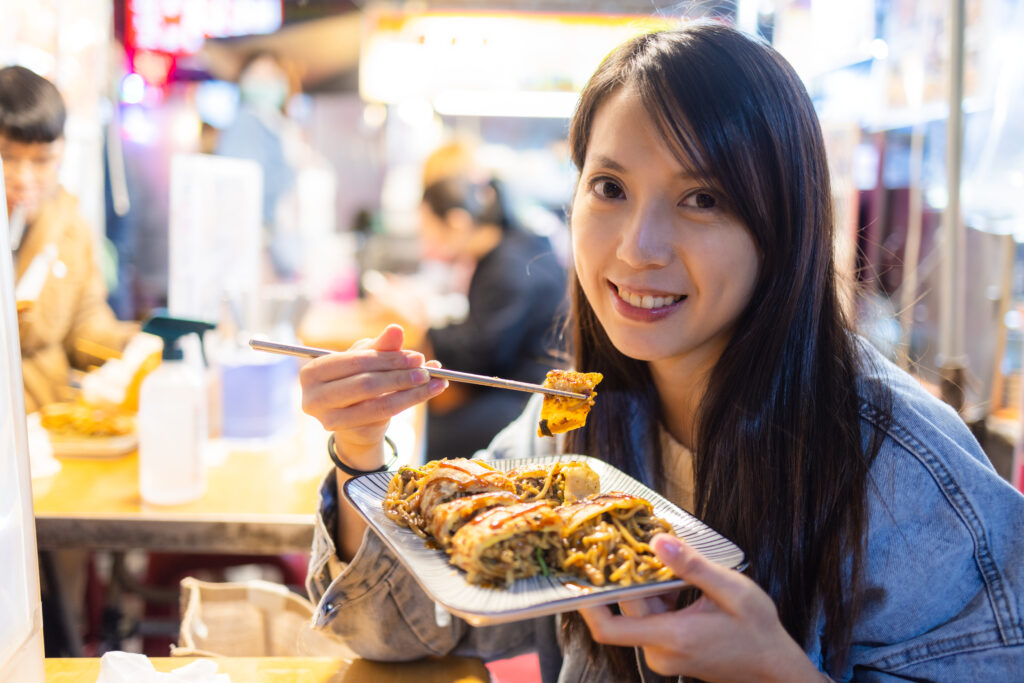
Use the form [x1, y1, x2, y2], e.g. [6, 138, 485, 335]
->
[45, 656, 490, 682]
[32, 441, 324, 554]
[33, 406, 425, 554]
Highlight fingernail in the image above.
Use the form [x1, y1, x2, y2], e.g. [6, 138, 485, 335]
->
[405, 354, 425, 368]
[410, 369, 429, 383]
[428, 378, 447, 393]
[653, 534, 681, 560]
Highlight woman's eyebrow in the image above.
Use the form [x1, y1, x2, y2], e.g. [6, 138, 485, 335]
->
[588, 154, 627, 173]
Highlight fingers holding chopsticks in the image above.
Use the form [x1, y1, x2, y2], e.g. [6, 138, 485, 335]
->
[299, 324, 448, 464]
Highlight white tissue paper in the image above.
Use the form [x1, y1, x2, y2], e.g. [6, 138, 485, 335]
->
[95, 651, 230, 683]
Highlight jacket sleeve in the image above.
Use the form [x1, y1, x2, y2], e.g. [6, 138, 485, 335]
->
[305, 469, 538, 661]
[64, 229, 137, 370]
[829, 384, 1024, 680]
[306, 398, 561, 661]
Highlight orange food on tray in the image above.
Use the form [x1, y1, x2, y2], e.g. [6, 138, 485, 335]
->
[39, 399, 135, 438]
[537, 370, 603, 437]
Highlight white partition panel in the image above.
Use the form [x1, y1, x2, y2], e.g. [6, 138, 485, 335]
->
[0, 159, 45, 682]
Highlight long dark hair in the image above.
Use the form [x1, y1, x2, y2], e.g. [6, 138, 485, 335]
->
[562, 23, 887, 677]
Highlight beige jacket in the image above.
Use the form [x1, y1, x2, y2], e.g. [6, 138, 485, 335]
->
[15, 189, 136, 412]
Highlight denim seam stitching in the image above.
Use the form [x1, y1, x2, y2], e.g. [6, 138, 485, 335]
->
[861, 624, 1024, 671]
[860, 402, 1019, 645]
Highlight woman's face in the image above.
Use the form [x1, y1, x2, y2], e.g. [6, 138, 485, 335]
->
[571, 87, 760, 376]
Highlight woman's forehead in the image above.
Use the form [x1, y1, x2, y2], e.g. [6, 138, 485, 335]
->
[583, 88, 704, 178]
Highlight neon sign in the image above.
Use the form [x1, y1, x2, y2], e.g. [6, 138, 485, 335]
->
[126, 0, 283, 56]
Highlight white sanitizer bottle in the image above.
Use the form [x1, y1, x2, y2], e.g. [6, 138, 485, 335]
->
[137, 314, 215, 505]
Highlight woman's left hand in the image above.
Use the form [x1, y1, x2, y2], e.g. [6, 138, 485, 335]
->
[578, 534, 824, 683]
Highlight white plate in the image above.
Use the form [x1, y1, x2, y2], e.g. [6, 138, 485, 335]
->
[48, 432, 137, 458]
[343, 454, 746, 626]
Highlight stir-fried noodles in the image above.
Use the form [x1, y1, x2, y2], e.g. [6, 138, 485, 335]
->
[382, 459, 677, 588]
[559, 493, 675, 587]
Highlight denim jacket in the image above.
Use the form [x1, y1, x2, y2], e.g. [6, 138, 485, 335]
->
[306, 342, 1024, 681]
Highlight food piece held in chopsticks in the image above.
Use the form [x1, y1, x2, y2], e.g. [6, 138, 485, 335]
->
[427, 490, 520, 549]
[559, 492, 675, 587]
[537, 370, 603, 437]
[450, 501, 565, 587]
[509, 461, 601, 504]
[383, 458, 516, 538]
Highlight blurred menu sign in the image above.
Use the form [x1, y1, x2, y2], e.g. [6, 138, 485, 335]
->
[360, 8, 679, 114]
[0, 161, 45, 682]
[127, 0, 283, 56]
[168, 154, 262, 325]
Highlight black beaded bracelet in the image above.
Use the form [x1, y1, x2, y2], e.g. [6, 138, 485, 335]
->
[327, 433, 398, 476]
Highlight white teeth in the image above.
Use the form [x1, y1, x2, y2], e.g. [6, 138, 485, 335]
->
[616, 285, 683, 309]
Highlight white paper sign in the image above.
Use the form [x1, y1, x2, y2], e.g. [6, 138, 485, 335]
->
[168, 153, 262, 324]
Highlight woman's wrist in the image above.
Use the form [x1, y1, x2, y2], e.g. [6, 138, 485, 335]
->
[327, 433, 397, 476]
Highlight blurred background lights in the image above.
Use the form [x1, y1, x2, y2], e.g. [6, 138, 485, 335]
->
[122, 105, 157, 145]
[870, 38, 889, 60]
[120, 72, 146, 104]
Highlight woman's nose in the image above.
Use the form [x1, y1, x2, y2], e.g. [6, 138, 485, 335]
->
[615, 201, 673, 268]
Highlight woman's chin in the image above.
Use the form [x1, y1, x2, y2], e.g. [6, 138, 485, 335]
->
[605, 335, 678, 364]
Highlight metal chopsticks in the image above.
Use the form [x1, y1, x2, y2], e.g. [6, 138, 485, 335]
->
[248, 338, 589, 400]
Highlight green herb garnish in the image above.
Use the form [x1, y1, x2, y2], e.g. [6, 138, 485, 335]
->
[536, 547, 550, 576]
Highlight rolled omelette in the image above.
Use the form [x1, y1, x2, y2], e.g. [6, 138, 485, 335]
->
[450, 501, 565, 587]
[383, 458, 516, 537]
[427, 490, 520, 549]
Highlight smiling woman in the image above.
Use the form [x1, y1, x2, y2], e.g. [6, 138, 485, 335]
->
[299, 21, 1024, 683]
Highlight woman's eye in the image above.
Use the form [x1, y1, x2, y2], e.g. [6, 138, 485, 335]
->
[683, 191, 717, 209]
[592, 179, 624, 200]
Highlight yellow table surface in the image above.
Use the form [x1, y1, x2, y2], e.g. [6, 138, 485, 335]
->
[44, 656, 490, 682]
[32, 441, 326, 553]
[33, 405, 425, 553]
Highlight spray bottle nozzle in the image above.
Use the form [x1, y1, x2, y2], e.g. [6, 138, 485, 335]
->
[142, 311, 216, 361]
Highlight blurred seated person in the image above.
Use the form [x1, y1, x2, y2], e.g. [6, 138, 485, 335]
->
[0, 66, 136, 412]
[414, 176, 566, 460]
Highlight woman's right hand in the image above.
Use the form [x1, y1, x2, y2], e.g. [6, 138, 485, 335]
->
[300, 324, 448, 471]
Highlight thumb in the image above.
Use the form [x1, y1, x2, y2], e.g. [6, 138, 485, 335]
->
[651, 534, 749, 615]
[372, 324, 406, 352]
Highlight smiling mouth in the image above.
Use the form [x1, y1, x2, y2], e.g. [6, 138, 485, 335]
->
[613, 283, 686, 310]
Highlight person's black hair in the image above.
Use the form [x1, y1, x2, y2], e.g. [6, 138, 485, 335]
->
[0, 66, 66, 143]
[562, 22, 890, 679]
[421, 176, 512, 232]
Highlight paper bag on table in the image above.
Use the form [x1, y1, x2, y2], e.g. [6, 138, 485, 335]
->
[173, 577, 354, 658]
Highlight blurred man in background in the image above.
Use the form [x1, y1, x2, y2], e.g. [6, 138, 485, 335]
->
[0, 65, 135, 412]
